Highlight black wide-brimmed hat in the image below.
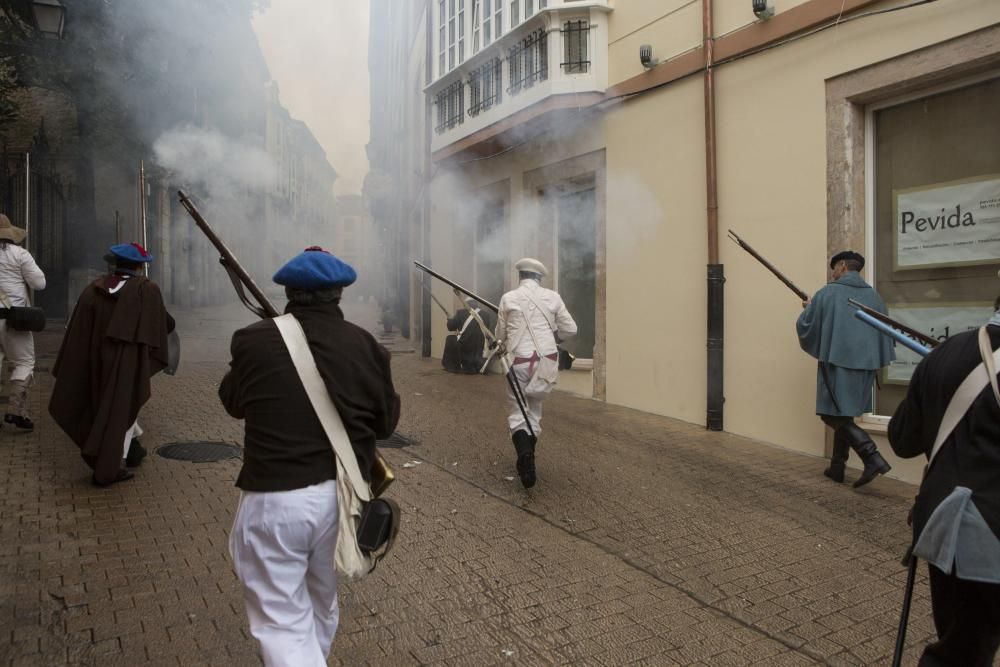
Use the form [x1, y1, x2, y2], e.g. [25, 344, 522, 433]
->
[830, 250, 864, 270]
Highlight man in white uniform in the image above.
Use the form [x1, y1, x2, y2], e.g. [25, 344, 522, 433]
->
[495, 258, 576, 488]
[0, 214, 45, 430]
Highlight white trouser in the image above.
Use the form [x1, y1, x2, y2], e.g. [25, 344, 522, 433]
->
[0, 321, 34, 383]
[122, 421, 142, 459]
[229, 480, 340, 667]
[505, 362, 543, 436]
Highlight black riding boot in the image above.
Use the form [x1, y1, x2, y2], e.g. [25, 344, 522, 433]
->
[841, 423, 890, 488]
[512, 429, 536, 489]
[824, 429, 850, 483]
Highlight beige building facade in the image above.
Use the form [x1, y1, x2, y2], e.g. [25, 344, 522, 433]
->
[383, 0, 1000, 484]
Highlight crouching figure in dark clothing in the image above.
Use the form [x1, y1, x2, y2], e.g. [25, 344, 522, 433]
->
[220, 247, 400, 667]
[888, 314, 1000, 667]
[445, 299, 488, 374]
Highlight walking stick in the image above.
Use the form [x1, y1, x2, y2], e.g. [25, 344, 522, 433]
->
[892, 553, 918, 667]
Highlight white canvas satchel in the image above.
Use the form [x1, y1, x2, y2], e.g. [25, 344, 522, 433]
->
[273, 314, 374, 580]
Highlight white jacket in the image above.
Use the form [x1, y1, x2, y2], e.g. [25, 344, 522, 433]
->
[495, 279, 577, 359]
[0, 244, 45, 307]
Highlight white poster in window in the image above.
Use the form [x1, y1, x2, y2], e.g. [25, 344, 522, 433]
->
[885, 305, 993, 383]
[894, 175, 1000, 270]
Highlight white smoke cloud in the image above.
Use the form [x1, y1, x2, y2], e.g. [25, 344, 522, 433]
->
[153, 126, 277, 194]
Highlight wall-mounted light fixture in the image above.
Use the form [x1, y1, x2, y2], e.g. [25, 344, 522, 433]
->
[752, 0, 775, 21]
[639, 44, 659, 70]
[31, 0, 66, 39]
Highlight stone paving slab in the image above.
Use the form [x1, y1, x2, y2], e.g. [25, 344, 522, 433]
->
[0, 309, 981, 666]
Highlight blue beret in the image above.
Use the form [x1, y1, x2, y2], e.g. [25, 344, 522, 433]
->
[109, 243, 153, 263]
[273, 247, 357, 290]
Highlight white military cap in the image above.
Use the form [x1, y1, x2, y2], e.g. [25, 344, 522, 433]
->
[515, 257, 548, 277]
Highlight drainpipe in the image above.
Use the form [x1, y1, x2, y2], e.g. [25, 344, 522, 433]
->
[421, 0, 433, 357]
[704, 0, 725, 431]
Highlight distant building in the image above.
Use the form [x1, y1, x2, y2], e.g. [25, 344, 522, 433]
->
[0, 1, 337, 313]
[333, 194, 378, 300]
[366, 0, 431, 340]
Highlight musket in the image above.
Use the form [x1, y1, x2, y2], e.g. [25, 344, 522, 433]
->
[848, 298, 938, 350]
[853, 310, 931, 357]
[414, 260, 499, 313]
[420, 282, 451, 319]
[177, 190, 279, 318]
[728, 230, 809, 302]
[414, 260, 534, 439]
[139, 161, 149, 276]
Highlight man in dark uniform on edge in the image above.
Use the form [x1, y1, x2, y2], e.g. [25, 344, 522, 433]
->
[888, 309, 1000, 666]
[50, 243, 173, 486]
[796, 250, 894, 487]
[220, 247, 400, 666]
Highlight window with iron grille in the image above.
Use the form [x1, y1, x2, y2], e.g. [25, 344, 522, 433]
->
[468, 57, 503, 117]
[507, 28, 548, 95]
[435, 80, 466, 134]
[561, 20, 590, 74]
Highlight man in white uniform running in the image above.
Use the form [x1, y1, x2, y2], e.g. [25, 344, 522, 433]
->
[494, 258, 576, 488]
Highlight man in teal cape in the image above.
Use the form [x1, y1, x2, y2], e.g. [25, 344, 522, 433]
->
[797, 250, 895, 488]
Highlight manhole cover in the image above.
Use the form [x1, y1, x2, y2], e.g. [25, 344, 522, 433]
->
[376, 431, 417, 449]
[157, 441, 242, 463]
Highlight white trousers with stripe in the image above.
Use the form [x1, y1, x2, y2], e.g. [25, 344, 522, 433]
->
[229, 480, 340, 667]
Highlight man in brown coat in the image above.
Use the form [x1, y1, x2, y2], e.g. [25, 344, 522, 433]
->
[49, 243, 172, 486]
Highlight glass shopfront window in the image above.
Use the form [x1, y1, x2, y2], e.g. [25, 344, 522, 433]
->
[871, 75, 1000, 416]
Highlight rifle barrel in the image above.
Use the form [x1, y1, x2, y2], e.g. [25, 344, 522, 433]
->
[727, 230, 809, 302]
[177, 190, 279, 318]
[854, 311, 931, 357]
[414, 261, 499, 313]
[848, 299, 938, 349]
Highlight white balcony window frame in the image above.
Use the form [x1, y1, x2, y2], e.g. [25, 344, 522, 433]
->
[472, 0, 481, 53]
[494, 0, 503, 39]
[438, 0, 446, 77]
[510, 0, 519, 28]
[484, 0, 492, 46]
[448, 0, 457, 71]
[458, 0, 466, 64]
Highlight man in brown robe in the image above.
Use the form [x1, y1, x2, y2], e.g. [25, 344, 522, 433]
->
[49, 243, 171, 486]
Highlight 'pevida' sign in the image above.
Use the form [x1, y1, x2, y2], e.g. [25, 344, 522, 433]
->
[894, 175, 1000, 270]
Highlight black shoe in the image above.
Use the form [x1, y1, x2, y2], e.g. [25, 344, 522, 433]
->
[841, 424, 891, 488]
[516, 452, 536, 489]
[92, 469, 135, 487]
[823, 463, 845, 483]
[853, 451, 891, 488]
[4, 414, 33, 432]
[125, 439, 147, 468]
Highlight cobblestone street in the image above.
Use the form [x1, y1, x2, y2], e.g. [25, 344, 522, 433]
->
[0, 303, 948, 666]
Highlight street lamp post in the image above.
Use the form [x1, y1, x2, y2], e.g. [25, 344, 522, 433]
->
[31, 0, 66, 39]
